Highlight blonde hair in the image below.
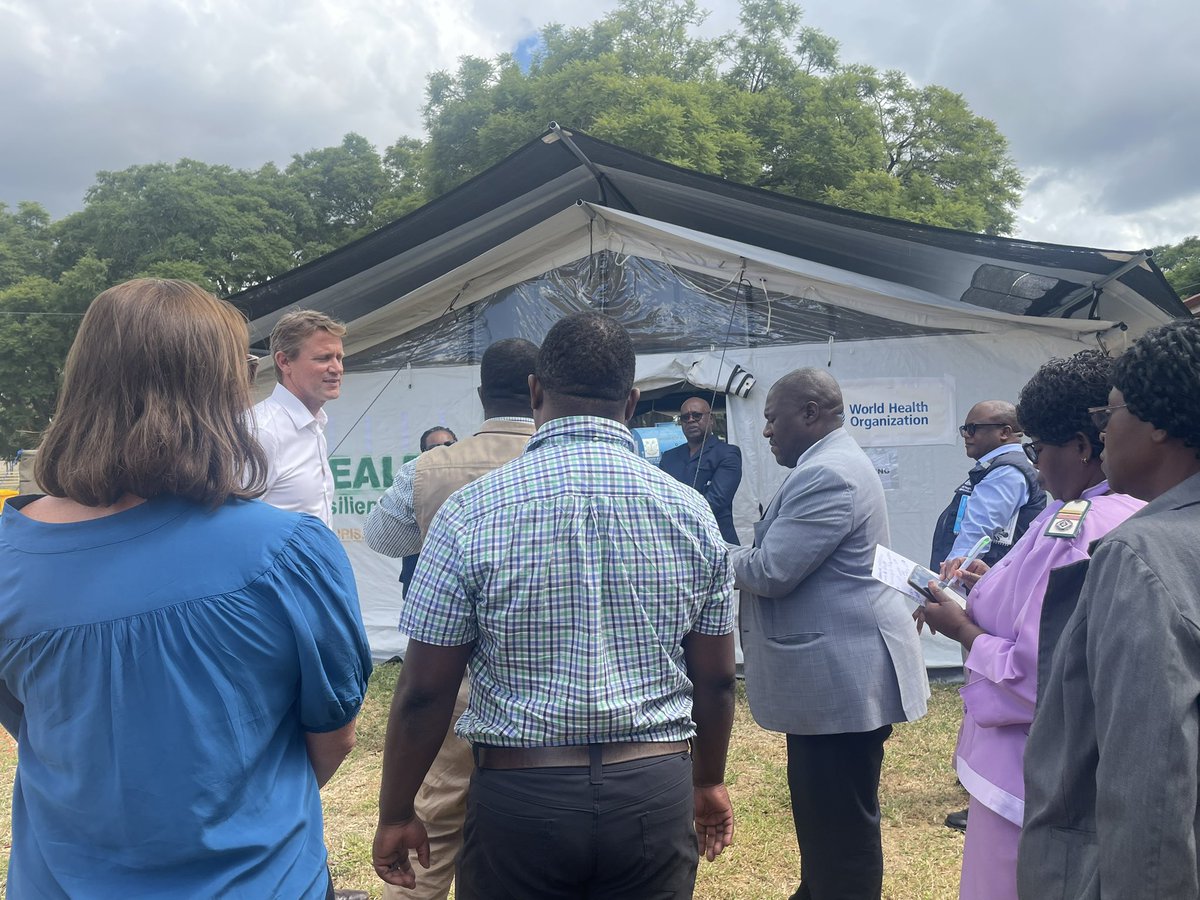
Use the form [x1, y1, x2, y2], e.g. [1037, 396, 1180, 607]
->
[36, 279, 268, 507]
[269, 309, 347, 383]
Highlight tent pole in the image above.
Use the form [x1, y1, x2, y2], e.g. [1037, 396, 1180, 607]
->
[1057, 250, 1151, 319]
[548, 122, 639, 214]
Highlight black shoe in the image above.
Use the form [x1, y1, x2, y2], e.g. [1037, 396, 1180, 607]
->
[944, 807, 968, 832]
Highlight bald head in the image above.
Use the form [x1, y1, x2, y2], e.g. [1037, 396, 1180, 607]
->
[774, 369, 845, 414]
[962, 399, 1022, 460]
[968, 400, 1018, 429]
[763, 368, 845, 468]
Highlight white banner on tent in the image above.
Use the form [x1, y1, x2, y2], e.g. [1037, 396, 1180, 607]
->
[841, 377, 955, 447]
[866, 448, 900, 490]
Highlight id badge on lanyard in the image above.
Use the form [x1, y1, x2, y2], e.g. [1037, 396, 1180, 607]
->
[951, 495, 969, 535]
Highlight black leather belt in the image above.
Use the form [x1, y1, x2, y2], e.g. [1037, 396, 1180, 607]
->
[473, 740, 690, 770]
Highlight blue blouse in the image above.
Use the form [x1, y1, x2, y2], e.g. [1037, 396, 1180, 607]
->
[0, 495, 372, 898]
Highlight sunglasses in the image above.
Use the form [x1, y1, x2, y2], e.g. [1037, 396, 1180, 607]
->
[679, 412, 708, 422]
[958, 422, 1007, 438]
[1022, 440, 1062, 464]
[246, 354, 261, 379]
[1086, 403, 1128, 432]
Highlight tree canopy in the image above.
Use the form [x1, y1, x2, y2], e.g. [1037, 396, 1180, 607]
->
[417, 0, 1023, 233]
[1153, 235, 1200, 300]
[0, 0, 1029, 457]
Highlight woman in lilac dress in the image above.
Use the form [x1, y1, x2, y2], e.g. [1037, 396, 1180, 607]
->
[917, 349, 1143, 900]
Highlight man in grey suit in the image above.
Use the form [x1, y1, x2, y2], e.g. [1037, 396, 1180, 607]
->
[730, 368, 929, 900]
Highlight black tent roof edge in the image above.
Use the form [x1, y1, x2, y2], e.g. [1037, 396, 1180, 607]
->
[229, 126, 1187, 323]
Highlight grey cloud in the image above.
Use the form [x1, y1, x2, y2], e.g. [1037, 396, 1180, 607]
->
[801, 0, 1200, 235]
[3, 0, 1197, 250]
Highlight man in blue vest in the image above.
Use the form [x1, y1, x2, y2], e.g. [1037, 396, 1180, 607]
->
[931, 400, 1045, 571]
[930, 399, 1045, 833]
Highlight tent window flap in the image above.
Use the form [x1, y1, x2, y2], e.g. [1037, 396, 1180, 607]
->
[348, 251, 967, 370]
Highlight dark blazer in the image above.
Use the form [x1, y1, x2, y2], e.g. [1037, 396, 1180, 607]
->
[659, 435, 742, 544]
[1020, 471, 1200, 899]
[729, 429, 928, 735]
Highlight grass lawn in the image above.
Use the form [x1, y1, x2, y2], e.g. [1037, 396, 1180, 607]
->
[0, 668, 966, 898]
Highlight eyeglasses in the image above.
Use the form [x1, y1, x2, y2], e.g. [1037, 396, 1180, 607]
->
[959, 423, 1007, 438]
[1022, 440, 1063, 464]
[679, 412, 708, 422]
[1087, 403, 1128, 432]
[246, 354, 260, 379]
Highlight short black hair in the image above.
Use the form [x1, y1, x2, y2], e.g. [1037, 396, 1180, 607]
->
[536, 312, 634, 402]
[479, 338, 539, 404]
[419, 425, 456, 452]
[1112, 318, 1200, 459]
[1016, 348, 1113, 456]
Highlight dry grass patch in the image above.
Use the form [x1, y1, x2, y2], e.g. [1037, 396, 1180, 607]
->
[0, 667, 966, 898]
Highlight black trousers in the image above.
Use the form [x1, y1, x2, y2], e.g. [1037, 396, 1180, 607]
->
[456, 750, 697, 899]
[786, 725, 892, 900]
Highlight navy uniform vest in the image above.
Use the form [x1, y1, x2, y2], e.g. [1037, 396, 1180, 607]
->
[929, 449, 1046, 569]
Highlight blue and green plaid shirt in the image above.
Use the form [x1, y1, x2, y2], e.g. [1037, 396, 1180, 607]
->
[399, 415, 734, 747]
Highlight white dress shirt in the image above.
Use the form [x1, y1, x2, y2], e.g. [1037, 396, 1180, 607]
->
[251, 383, 335, 525]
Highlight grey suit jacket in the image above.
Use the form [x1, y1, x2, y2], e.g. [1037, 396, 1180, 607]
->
[730, 429, 928, 735]
[1019, 471, 1200, 900]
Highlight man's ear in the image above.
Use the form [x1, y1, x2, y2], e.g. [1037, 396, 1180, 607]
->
[623, 388, 641, 423]
[528, 374, 544, 412]
[274, 350, 290, 376]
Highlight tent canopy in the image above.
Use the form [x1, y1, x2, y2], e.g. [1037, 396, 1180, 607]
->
[231, 127, 1187, 345]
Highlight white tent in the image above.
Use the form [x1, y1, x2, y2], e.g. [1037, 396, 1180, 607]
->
[234, 128, 1188, 668]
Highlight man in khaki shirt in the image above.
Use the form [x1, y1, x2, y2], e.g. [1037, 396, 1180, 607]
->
[364, 337, 538, 900]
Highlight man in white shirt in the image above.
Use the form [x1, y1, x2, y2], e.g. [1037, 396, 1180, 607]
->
[252, 309, 347, 526]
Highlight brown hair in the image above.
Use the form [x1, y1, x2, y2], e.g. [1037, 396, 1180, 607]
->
[35, 279, 269, 507]
[269, 309, 347, 383]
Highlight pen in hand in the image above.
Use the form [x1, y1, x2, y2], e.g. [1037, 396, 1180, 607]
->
[939, 535, 990, 591]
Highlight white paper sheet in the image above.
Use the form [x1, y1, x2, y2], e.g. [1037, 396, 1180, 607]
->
[871, 544, 966, 608]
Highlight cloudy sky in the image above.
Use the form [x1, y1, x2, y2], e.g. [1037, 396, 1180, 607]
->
[2, 0, 1197, 251]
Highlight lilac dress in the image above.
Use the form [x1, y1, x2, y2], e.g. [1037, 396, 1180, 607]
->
[955, 481, 1143, 900]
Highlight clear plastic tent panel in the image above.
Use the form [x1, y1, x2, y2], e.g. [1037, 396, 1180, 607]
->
[349, 252, 966, 370]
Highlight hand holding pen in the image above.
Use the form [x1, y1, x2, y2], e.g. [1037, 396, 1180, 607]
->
[938, 536, 991, 592]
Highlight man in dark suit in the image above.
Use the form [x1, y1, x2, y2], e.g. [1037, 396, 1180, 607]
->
[659, 396, 742, 544]
[730, 368, 929, 900]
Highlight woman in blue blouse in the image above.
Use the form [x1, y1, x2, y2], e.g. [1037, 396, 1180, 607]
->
[0, 279, 372, 898]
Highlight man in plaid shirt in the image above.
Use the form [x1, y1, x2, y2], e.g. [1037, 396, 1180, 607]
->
[373, 312, 737, 899]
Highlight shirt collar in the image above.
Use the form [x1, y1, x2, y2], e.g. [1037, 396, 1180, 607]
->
[270, 382, 326, 430]
[525, 415, 636, 454]
[977, 444, 1024, 466]
[1081, 479, 1112, 501]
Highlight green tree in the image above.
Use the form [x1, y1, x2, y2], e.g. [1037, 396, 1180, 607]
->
[286, 133, 392, 254]
[52, 160, 301, 295]
[0, 202, 54, 290]
[834, 67, 1024, 234]
[417, 0, 1023, 235]
[1152, 236, 1200, 299]
[0, 255, 109, 457]
[377, 137, 432, 221]
[726, 0, 805, 94]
